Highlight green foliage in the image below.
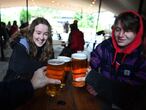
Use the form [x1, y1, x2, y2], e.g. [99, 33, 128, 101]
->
[20, 9, 31, 23]
[73, 12, 96, 29]
[29, 7, 60, 18]
[74, 12, 83, 21]
[2, 7, 100, 31]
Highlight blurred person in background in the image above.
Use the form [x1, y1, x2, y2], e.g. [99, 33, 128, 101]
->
[9, 20, 18, 37]
[63, 21, 69, 33]
[0, 22, 9, 49]
[68, 22, 85, 53]
[60, 22, 85, 57]
[6, 21, 11, 37]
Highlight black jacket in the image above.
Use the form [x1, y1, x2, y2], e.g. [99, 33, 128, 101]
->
[0, 79, 34, 110]
[86, 69, 146, 110]
[4, 38, 46, 81]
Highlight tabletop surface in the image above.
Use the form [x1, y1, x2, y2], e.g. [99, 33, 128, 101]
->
[16, 73, 102, 110]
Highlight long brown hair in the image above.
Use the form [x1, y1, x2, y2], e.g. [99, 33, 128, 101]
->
[27, 17, 54, 62]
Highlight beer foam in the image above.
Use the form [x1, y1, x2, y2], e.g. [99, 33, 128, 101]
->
[57, 56, 71, 63]
[48, 59, 65, 65]
[74, 77, 86, 81]
[71, 53, 87, 60]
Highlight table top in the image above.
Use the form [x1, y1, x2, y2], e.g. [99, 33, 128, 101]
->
[16, 73, 102, 110]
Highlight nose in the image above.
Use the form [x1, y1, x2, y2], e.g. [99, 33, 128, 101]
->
[40, 34, 45, 40]
[119, 30, 125, 37]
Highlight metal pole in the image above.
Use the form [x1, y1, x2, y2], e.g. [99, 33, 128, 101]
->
[0, 5, 1, 22]
[96, 0, 102, 31]
[0, 6, 5, 61]
[138, 0, 144, 14]
[26, 0, 29, 23]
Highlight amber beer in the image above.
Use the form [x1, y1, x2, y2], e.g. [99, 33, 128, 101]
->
[57, 56, 71, 88]
[46, 59, 65, 97]
[71, 53, 88, 87]
[57, 56, 71, 72]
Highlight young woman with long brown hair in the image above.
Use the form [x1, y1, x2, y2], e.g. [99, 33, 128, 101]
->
[4, 17, 54, 81]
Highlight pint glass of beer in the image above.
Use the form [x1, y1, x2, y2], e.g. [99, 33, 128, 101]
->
[46, 59, 65, 97]
[71, 53, 88, 87]
[57, 56, 71, 88]
[57, 56, 71, 72]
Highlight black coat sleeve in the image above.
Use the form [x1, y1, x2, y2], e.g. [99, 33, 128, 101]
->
[9, 43, 45, 74]
[4, 43, 45, 80]
[0, 79, 34, 110]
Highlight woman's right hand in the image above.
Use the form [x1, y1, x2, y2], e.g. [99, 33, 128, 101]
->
[31, 66, 61, 90]
[86, 84, 98, 96]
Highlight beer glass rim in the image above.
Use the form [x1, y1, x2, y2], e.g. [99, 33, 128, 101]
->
[48, 59, 65, 65]
[71, 53, 87, 60]
[57, 56, 71, 63]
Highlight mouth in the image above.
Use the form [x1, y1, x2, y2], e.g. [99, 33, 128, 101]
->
[37, 38, 44, 43]
[117, 39, 126, 43]
[36, 39, 45, 46]
[37, 41, 43, 45]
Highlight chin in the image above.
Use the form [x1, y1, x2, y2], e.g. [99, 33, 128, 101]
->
[117, 43, 126, 47]
[36, 43, 44, 47]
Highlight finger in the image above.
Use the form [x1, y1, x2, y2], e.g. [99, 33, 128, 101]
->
[53, 79, 61, 84]
[41, 66, 47, 71]
[43, 71, 47, 75]
[87, 84, 92, 89]
[86, 84, 92, 90]
[91, 91, 98, 96]
[86, 86, 90, 90]
[46, 77, 61, 84]
[86, 68, 91, 75]
[87, 85, 98, 96]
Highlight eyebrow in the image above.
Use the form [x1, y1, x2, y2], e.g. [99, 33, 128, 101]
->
[35, 30, 48, 33]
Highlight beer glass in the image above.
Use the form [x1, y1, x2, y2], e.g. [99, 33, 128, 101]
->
[46, 59, 65, 97]
[57, 56, 71, 88]
[71, 53, 88, 87]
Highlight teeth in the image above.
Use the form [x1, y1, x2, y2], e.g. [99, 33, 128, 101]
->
[38, 40, 43, 44]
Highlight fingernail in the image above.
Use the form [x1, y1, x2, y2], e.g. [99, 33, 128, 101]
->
[56, 80, 61, 84]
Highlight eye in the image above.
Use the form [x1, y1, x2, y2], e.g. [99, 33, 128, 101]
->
[37, 32, 41, 35]
[35, 30, 41, 35]
[125, 30, 132, 32]
[115, 27, 121, 32]
[44, 32, 49, 36]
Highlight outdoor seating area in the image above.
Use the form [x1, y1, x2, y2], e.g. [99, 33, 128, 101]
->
[0, 0, 146, 110]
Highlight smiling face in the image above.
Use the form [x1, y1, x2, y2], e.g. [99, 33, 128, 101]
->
[33, 23, 49, 47]
[114, 21, 137, 49]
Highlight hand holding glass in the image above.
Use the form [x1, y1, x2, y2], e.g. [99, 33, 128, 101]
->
[46, 59, 65, 97]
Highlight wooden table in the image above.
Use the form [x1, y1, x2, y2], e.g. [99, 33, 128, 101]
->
[16, 73, 102, 110]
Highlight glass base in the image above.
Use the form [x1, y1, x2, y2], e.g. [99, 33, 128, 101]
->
[72, 81, 85, 87]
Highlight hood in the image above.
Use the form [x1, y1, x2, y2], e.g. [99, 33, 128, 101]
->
[111, 10, 144, 70]
[112, 10, 144, 54]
